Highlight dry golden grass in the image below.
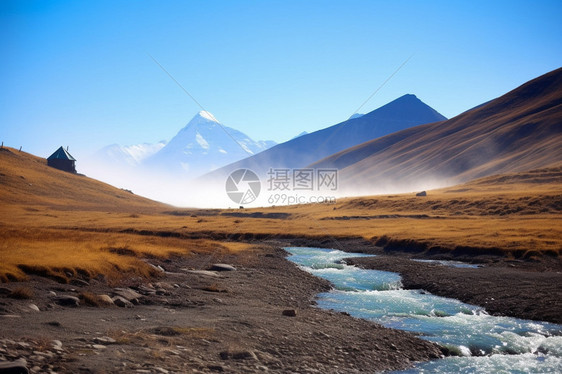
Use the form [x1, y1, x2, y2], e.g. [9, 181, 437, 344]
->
[0, 223, 249, 282]
[1, 146, 560, 283]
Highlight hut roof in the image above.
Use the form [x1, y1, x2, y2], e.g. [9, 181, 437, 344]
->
[47, 146, 76, 161]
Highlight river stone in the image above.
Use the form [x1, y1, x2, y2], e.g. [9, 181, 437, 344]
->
[182, 269, 221, 278]
[137, 285, 156, 295]
[93, 336, 116, 345]
[145, 262, 165, 273]
[97, 294, 114, 305]
[27, 304, 40, 312]
[113, 288, 142, 302]
[210, 263, 237, 272]
[51, 340, 63, 350]
[0, 358, 29, 374]
[112, 296, 133, 308]
[54, 296, 80, 307]
[282, 309, 297, 317]
[220, 350, 258, 360]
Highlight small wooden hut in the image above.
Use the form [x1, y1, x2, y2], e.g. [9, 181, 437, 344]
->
[47, 146, 76, 173]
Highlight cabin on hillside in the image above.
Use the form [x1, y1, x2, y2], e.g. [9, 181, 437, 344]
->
[47, 146, 76, 173]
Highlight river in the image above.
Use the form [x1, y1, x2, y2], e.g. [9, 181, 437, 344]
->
[285, 247, 562, 373]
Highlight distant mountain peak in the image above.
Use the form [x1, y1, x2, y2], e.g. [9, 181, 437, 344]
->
[292, 131, 309, 140]
[361, 94, 447, 123]
[140, 111, 277, 177]
[202, 94, 448, 181]
[348, 113, 364, 120]
[198, 110, 218, 122]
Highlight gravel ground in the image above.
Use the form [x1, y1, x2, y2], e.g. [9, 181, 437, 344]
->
[0, 244, 444, 373]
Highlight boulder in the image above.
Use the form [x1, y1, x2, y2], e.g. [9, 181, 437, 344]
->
[113, 288, 142, 304]
[51, 340, 63, 351]
[182, 269, 221, 278]
[210, 264, 237, 272]
[54, 296, 80, 307]
[27, 304, 40, 312]
[137, 284, 156, 295]
[220, 350, 258, 360]
[112, 296, 133, 308]
[416, 191, 427, 197]
[93, 336, 116, 345]
[282, 309, 297, 317]
[97, 294, 114, 305]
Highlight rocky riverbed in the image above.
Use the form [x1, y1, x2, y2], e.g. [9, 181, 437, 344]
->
[0, 244, 444, 373]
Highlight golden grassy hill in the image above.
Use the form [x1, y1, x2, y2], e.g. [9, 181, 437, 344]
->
[0, 147, 167, 212]
[0, 147, 249, 282]
[1, 146, 561, 283]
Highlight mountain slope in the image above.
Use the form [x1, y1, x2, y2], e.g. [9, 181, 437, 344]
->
[312, 67, 562, 193]
[144, 111, 276, 177]
[0, 147, 166, 211]
[203, 95, 446, 179]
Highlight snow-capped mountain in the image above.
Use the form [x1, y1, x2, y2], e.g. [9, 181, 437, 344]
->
[203, 94, 447, 180]
[96, 141, 166, 166]
[143, 111, 276, 177]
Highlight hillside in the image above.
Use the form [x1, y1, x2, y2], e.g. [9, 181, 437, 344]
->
[203, 94, 446, 179]
[0, 147, 166, 212]
[312, 67, 562, 193]
[0, 146, 247, 283]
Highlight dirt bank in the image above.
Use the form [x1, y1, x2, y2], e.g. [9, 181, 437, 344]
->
[0, 245, 443, 373]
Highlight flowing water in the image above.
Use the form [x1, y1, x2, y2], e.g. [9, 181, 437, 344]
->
[285, 247, 562, 373]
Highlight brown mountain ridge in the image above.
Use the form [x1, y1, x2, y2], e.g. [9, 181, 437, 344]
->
[312, 67, 562, 193]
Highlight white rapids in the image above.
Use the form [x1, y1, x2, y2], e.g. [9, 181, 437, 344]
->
[285, 247, 562, 373]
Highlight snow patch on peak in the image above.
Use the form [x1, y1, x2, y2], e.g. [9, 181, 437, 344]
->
[195, 132, 210, 149]
[199, 111, 218, 122]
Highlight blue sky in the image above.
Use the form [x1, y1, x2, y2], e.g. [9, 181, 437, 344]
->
[1, 0, 561, 160]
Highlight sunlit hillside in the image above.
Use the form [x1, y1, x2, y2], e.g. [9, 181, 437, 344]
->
[313, 67, 562, 192]
[0, 147, 250, 282]
[1, 146, 560, 283]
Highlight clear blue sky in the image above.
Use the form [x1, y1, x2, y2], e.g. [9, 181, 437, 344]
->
[1, 0, 561, 160]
